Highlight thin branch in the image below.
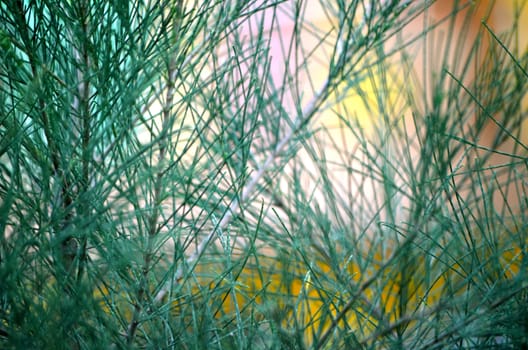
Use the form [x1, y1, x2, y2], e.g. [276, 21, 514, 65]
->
[154, 71, 331, 304]
[314, 227, 425, 349]
[126, 1, 184, 342]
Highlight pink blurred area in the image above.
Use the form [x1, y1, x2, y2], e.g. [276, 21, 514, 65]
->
[232, 0, 526, 127]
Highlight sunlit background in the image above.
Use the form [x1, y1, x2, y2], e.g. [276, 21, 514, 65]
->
[201, 0, 528, 226]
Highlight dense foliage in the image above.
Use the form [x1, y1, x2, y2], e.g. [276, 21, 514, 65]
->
[1, 0, 527, 349]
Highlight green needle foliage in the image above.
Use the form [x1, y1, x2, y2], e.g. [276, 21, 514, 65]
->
[1, 0, 527, 349]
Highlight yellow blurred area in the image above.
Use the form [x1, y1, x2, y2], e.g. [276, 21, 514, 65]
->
[318, 0, 528, 137]
[93, 228, 525, 346]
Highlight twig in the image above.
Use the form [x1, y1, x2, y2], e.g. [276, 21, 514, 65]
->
[126, 1, 183, 342]
[314, 226, 424, 349]
[154, 72, 330, 304]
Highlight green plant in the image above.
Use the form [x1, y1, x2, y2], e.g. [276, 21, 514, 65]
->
[1, 0, 527, 349]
